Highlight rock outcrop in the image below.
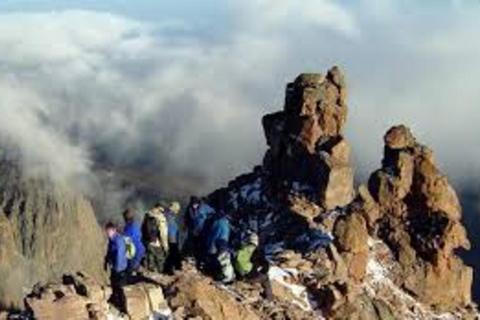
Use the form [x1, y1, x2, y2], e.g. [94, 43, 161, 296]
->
[366, 125, 473, 311]
[208, 67, 477, 319]
[0, 156, 106, 309]
[164, 266, 260, 320]
[25, 273, 168, 320]
[262, 68, 354, 211]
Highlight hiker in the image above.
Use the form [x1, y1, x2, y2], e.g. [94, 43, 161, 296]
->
[234, 233, 273, 301]
[142, 203, 169, 273]
[185, 197, 215, 262]
[165, 201, 182, 274]
[214, 239, 235, 284]
[204, 212, 230, 258]
[189, 198, 216, 238]
[202, 211, 231, 277]
[123, 208, 146, 277]
[104, 222, 128, 314]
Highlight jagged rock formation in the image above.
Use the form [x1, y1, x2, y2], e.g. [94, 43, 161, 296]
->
[364, 125, 473, 311]
[0, 156, 106, 309]
[209, 67, 477, 319]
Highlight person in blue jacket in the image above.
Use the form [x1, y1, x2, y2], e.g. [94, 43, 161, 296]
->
[205, 213, 230, 255]
[192, 198, 216, 238]
[185, 197, 216, 264]
[104, 222, 128, 314]
[204, 211, 231, 277]
[123, 208, 146, 276]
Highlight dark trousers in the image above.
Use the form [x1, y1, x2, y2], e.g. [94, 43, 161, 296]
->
[165, 243, 182, 275]
[144, 244, 166, 273]
[110, 271, 127, 313]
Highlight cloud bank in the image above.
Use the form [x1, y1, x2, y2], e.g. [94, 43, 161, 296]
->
[0, 1, 479, 194]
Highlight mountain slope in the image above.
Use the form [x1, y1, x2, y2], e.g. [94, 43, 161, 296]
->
[0, 154, 106, 309]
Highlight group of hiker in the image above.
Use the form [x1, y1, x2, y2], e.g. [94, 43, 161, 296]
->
[103, 197, 272, 313]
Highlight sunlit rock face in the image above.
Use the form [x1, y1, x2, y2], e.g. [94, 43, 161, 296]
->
[262, 67, 354, 211]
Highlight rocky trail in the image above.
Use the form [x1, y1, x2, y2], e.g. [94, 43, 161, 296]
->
[0, 67, 478, 319]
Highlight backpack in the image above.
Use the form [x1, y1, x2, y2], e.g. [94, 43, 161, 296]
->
[234, 245, 256, 277]
[143, 214, 161, 243]
[124, 236, 136, 260]
[143, 211, 169, 252]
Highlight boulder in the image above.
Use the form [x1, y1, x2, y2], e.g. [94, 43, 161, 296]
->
[26, 274, 110, 320]
[25, 275, 168, 320]
[166, 271, 259, 320]
[318, 155, 355, 210]
[123, 284, 167, 320]
[27, 292, 91, 320]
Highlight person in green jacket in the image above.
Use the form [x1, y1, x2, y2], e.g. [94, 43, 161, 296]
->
[234, 233, 273, 300]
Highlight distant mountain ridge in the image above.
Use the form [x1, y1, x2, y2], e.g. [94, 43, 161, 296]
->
[0, 153, 105, 309]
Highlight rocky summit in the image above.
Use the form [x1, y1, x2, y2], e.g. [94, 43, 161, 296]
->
[209, 67, 477, 319]
[0, 67, 477, 320]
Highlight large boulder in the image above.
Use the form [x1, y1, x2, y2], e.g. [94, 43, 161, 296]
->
[123, 284, 167, 320]
[25, 273, 167, 320]
[26, 274, 110, 320]
[166, 270, 260, 320]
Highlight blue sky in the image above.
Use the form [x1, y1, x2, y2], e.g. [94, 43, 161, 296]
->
[0, 0, 226, 24]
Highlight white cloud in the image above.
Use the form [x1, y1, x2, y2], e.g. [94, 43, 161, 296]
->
[0, 2, 479, 193]
[230, 0, 359, 37]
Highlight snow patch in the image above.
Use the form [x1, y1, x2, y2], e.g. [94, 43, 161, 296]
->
[268, 266, 325, 319]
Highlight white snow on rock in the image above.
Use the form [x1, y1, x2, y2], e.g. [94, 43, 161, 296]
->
[269, 266, 324, 319]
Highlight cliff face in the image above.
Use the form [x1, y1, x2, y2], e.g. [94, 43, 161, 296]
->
[0, 156, 105, 309]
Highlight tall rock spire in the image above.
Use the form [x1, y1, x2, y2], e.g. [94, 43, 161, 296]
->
[262, 66, 354, 210]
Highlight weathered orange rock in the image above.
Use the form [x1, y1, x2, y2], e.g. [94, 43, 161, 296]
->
[366, 125, 474, 312]
[167, 272, 259, 320]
